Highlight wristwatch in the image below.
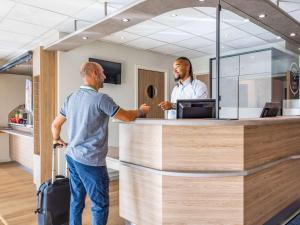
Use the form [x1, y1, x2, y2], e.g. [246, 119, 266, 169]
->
[138, 109, 145, 118]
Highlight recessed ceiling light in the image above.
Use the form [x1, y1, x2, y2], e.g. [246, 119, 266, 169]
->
[290, 33, 296, 37]
[82, 36, 88, 40]
[171, 14, 178, 17]
[120, 36, 125, 40]
[244, 19, 250, 22]
[298, 47, 300, 50]
[122, 18, 130, 22]
[259, 14, 266, 19]
[199, 0, 205, 2]
[276, 36, 281, 40]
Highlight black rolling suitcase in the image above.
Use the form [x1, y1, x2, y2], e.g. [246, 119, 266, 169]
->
[35, 144, 70, 225]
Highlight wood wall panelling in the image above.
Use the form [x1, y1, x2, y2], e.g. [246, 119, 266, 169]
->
[39, 49, 57, 182]
[33, 75, 40, 155]
[33, 47, 57, 183]
[119, 164, 162, 225]
[9, 135, 34, 170]
[244, 159, 300, 225]
[119, 124, 162, 169]
[162, 125, 244, 171]
[163, 176, 244, 225]
[244, 122, 300, 169]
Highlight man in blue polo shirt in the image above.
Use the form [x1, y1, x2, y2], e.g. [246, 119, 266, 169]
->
[51, 61, 149, 225]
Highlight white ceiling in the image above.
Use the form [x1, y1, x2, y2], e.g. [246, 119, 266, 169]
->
[0, 0, 139, 60]
[0, 0, 300, 61]
[269, 0, 300, 23]
[101, 7, 287, 58]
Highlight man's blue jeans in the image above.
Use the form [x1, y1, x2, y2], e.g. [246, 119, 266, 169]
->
[66, 155, 109, 225]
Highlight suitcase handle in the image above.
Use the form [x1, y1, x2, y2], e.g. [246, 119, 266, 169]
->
[52, 143, 68, 184]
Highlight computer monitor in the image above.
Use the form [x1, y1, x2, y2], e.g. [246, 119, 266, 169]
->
[176, 99, 216, 119]
[260, 102, 281, 118]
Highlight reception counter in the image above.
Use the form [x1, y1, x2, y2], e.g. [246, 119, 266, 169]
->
[118, 117, 300, 225]
[0, 126, 33, 170]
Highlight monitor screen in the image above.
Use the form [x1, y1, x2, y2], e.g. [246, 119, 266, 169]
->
[89, 58, 121, 84]
[176, 99, 216, 119]
[260, 102, 281, 118]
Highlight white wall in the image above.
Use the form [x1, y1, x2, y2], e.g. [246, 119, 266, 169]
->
[58, 41, 176, 147]
[0, 74, 30, 126]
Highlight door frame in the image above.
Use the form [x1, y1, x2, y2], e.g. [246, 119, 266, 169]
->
[134, 65, 169, 109]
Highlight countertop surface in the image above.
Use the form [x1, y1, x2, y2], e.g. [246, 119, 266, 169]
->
[115, 116, 300, 126]
[0, 127, 33, 139]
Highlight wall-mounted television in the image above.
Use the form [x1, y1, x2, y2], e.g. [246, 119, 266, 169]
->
[89, 58, 121, 84]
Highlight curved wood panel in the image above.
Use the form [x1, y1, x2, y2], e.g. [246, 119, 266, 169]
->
[119, 117, 300, 225]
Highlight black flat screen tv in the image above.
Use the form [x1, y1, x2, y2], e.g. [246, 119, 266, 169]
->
[89, 58, 121, 84]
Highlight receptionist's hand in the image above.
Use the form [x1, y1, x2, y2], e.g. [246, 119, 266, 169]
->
[158, 101, 172, 111]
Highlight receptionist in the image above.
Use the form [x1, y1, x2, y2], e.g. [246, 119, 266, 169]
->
[158, 57, 208, 119]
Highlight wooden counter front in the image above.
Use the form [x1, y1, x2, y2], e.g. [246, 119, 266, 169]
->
[119, 117, 300, 225]
[0, 128, 33, 170]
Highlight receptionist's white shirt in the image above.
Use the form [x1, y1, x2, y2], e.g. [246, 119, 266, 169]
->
[168, 78, 208, 119]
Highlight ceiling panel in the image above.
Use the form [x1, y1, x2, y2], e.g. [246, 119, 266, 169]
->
[0, 18, 48, 37]
[195, 7, 249, 26]
[177, 19, 229, 36]
[175, 36, 215, 49]
[0, 30, 33, 43]
[220, 10, 249, 26]
[56, 18, 91, 33]
[198, 44, 234, 55]
[125, 20, 169, 36]
[289, 10, 300, 22]
[0, 40, 27, 50]
[16, 0, 95, 16]
[102, 31, 140, 43]
[226, 36, 267, 48]
[257, 32, 282, 42]
[124, 37, 165, 50]
[152, 8, 209, 27]
[0, 50, 11, 58]
[206, 26, 250, 42]
[194, 7, 216, 17]
[97, 0, 140, 9]
[75, 2, 106, 22]
[237, 22, 269, 35]
[0, 0, 15, 19]
[7, 4, 68, 28]
[150, 44, 187, 55]
[38, 29, 64, 46]
[279, 2, 300, 12]
[173, 49, 206, 58]
[148, 28, 195, 43]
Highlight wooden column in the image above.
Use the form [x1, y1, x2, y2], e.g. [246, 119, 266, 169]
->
[33, 46, 57, 183]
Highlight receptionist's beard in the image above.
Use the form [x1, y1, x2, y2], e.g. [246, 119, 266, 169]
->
[174, 73, 181, 82]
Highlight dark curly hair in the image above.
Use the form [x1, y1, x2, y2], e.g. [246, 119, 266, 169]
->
[176, 56, 194, 82]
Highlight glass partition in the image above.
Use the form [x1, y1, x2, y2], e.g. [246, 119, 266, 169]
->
[208, 7, 300, 119]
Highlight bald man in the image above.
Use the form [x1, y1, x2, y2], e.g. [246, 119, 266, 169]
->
[51, 62, 149, 225]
